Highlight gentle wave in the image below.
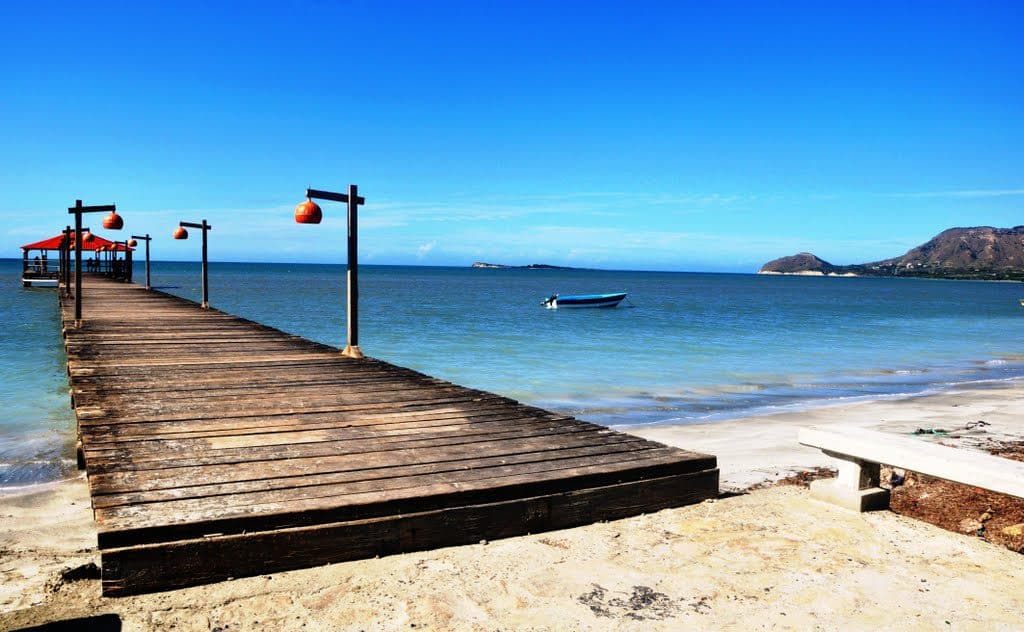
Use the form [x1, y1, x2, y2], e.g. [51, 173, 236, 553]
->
[558, 358, 1024, 429]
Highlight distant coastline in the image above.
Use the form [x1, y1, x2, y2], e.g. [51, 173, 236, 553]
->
[758, 269, 859, 278]
[471, 262, 579, 270]
[759, 226, 1024, 281]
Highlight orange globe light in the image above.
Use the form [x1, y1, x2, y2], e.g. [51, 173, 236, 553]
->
[294, 198, 322, 224]
[82, 231, 96, 243]
[96, 245, 105, 252]
[127, 239, 138, 247]
[173, 226, 188, 240]
[102, 212, 124, 230]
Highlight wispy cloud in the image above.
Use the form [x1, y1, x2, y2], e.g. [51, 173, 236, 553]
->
[383, 224, 908, 269]
[356, 190, 756, 228]
[880, 189, 1024, 199]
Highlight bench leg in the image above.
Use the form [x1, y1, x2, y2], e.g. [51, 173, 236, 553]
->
[809, 451, 890, 512]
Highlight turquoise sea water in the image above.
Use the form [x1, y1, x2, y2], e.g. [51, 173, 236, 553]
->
[3, 259, 1024, 486]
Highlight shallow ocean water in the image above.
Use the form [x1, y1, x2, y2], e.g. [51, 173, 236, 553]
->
[3, 259, 1024, 485]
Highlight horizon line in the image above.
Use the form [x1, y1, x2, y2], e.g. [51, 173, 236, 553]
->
[0, 257, 760, 276]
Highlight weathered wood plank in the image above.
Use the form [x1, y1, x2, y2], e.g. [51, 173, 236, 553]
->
[58, 276, 718, 597]
[100, 469, 718, 596]
[78, 403, 540, 443]
[82, 413, 587, 462]
[89, 440, 663, 509]
[87, 428, 641, 492]
[75, 393, 511, 426]
[84, 420, 604, 473]
[96, 449, 703, 540]
[80, 407, 561, 446]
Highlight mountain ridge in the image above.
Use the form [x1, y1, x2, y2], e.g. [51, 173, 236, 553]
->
[760, 226, 1024, 281]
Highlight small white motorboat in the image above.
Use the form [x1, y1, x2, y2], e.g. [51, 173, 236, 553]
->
[542, 292, 627, 309]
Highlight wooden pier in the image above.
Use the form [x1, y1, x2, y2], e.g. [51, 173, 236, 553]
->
[61, 275, 718, 596]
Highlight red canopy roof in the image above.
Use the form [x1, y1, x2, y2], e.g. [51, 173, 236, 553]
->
[21, 232, 133, 252]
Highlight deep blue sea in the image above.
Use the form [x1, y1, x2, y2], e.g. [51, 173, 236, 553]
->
[3, 259, 1024, 486]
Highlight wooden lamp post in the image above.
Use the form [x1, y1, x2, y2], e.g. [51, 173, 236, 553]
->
[68, 227, 92, 296]
[130, 234, 152, 289]
[67, 200, 120, 327]
[175, 220, 212, 308]
[60, 226, 72, 296]
[295, 184, 366, 358]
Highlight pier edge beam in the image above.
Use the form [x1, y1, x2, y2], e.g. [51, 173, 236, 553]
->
[809, 449, 890, 512]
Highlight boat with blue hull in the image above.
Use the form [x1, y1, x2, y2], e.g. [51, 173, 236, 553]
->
[542, 292, 627, 309]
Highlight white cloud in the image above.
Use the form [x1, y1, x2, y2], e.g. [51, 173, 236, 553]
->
[416, 241, 436, 259]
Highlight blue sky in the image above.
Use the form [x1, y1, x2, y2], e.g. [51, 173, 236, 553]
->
[1, 1, 1021, 271]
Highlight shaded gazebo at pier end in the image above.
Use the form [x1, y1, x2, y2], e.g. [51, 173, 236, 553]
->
[20, 231, 134, 288]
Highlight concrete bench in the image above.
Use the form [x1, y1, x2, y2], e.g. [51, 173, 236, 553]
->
[798, 426, 1024, 512]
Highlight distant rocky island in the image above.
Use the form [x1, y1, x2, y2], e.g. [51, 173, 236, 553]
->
[760, 226, 1024, 281]
[472, 262, 577, 270]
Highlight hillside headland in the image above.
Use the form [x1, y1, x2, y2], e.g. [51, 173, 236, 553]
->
[760, 226, 1024, 281]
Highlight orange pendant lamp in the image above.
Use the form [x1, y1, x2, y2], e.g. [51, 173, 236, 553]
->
[102, 212, 124, 230]
[294, 198, 322, 224]
[82, 231, 96, 243]
[173, 226, 188, 240]
[127, 239, 138, 247]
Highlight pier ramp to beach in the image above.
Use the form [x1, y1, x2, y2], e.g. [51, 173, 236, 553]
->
[61, 275, 718, 596]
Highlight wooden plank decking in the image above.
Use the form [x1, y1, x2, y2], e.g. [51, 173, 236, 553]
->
[60, 275, 718, 596]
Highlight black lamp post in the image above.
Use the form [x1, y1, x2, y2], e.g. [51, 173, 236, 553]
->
[67, 200, 121, 327]
[68, 226, 92, 296]
[175, 220, 212, 308]
[130, 234, 152, 289]
[60, 226, 72, 296]
[295, 184, 366, 358]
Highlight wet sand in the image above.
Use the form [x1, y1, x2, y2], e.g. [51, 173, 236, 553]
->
[632, 378, 1024, 491]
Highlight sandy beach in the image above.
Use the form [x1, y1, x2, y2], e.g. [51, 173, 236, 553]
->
[632, 377, 1024, 491]
[2, 379, 1023, 630]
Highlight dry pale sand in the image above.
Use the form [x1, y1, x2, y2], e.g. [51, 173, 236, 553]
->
[2, 380, 1024, 631]
[631, 378, 1024, 491]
